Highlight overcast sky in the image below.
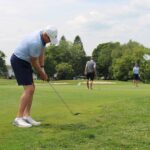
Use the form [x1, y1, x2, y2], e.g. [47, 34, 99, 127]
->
[0, 0, 150, 64]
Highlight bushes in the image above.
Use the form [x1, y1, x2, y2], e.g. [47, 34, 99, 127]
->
[56, 63, 74, 80]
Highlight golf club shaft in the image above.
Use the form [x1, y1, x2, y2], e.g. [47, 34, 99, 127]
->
[48, 81, 74, 115]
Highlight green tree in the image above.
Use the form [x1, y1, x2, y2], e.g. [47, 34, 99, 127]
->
[93, 42, 121, 79]
[140, 59, 150, 83]
[113, 56, 133, 81]
[71, 35, 86, 76]
[93, 40, 150, 81]
[0, 50, 7, 77]
[56, 63, 74, 80]
[57, 36, 73, 63]
[45, 35, 87, 79]
[44, 44, 59, 78]
[45, 36, 72, 78]
[112, 40, 149, 81]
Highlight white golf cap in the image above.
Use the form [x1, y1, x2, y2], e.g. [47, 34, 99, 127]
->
[44, 26, 58, 45]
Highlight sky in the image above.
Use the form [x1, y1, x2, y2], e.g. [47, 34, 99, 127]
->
[0, 0, 150, 64]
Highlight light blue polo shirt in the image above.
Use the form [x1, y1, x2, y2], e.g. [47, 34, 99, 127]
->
[133, 66, 139, 74]
[14, 31, 45, 63]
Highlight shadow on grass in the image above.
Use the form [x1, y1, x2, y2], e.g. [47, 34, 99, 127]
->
[40, 122, 89, 131]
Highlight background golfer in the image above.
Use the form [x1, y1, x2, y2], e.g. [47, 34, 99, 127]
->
[84, 57, 96, 89]
[133, 63, 140, 87]
[10, 26, 58, 128]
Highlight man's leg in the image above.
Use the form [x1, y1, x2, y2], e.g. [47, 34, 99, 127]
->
[87, 80, 89, 89]
[90, 73, 94, 90]
[13, 84, 34, 128]
[23, 84, 35, 117]
[20, 84, 41, 126]
[17, 84, 35, 117]
[133, 79, 134, 85]
[86, 74, 90, 89]
[135, 80, 138, 87]
[90, 80, 93, 89]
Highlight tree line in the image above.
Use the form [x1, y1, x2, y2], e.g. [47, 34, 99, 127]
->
[1, 36, 150, 82]
[93, 40, 150, 82]
[0, 51, 7, 77]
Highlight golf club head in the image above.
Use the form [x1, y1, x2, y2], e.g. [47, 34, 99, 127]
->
[73, 112, 81, 115]
[48, 81, 81, 116]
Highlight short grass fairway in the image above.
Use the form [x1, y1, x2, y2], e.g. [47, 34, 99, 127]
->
[0, 79, 150, 150]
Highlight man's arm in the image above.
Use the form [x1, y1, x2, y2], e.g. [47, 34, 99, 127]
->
[84, 63, 87, 75]
[39, 49, 45, 67]
[31, 57, 47, 81]
[94, 62, 96, 75]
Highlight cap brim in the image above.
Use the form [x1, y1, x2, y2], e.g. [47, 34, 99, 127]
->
[50, 38, 58, 45]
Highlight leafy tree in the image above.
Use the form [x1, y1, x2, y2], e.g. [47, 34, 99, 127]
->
[122, 40, 147, 64]
[45, 35, 150, 81]
[45, 35, 86, 79]
[71, 35, 86, 76]
[56, 63, 74, 80]
[140, 60, 150, 83]
[57, 36, 73, 63]
[112, 40, 149, 80]
[45, 45, 58, 77]
[93, 40, 150, 81]
[0, 50, 7, 77]
[113, 56, 133, 81]
[93, 42, 121, 79]
[45, 36, 72, 77]
[73, 35, 84, 50]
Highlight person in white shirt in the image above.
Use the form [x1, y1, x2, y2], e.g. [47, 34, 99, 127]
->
[133, 63, 140, 87]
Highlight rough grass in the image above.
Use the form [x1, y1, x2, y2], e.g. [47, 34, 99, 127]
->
[0, 79, 150, 150]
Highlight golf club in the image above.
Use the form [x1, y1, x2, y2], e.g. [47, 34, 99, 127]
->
[48, 81, 80, 116]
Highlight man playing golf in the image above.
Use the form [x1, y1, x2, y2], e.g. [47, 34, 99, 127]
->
[84, 57, 96, 89]
[10, 26, 58, 128]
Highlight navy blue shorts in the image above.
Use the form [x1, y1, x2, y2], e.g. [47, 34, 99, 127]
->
[86, 72, 95, 81]
[133, 74, 139, 80]
[10, 54, 33, 85]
